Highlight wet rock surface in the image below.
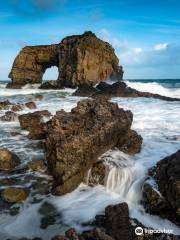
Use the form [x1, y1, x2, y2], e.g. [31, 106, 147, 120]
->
[8, 31, 123, 88]
[0, 148, 20, 171]
[45, 97, 136, 195]
[143, 150, 180, 226]
[18, 110, 51, 139]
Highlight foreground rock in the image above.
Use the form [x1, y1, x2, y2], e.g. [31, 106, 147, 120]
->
[52, 202, 179, 240]
[19, 110, 51, 139]
[0, 148, 20, 171]
[45, 97, 141, 195]
[1, 187, 29, 203]
[8, 31, 123, 88]
[143, 150, 180, 226]
[74, 81, 180, 101]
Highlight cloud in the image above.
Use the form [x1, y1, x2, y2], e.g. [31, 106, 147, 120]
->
[154, 43, 169, 51]
[8, 0, 67, 18]
[98, 28, 180, 78]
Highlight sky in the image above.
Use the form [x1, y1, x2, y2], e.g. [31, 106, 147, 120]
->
[0, 0, 180, 80]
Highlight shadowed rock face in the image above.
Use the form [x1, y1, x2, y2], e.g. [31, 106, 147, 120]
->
[8, 31, 123, 88]
[143, 150, 180, 226]
[45, 97, 137, 195]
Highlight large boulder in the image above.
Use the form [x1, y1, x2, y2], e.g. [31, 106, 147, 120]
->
[143, 150, 180, 226]
[8, 32, 123, 89]
[45, 97, 138, 195]
[0, 148, 20, 171]
[18, 110, 51, 139]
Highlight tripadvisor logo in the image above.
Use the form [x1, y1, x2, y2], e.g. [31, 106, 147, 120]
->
[135, 227, 144, 236]
[135, 226, 174, 235]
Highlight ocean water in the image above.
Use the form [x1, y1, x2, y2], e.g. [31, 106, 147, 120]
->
[0, 79, 180, 239]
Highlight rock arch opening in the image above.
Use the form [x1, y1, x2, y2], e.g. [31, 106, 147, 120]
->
[43, 66, 59, 81]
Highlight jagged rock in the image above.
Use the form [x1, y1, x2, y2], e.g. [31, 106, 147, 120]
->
[72, 84, 99, 97]
[117, 129, 143, 154]
[18, 110, 51, 139]
[45, 97, 135, 195]
[0, 148, 20, 171]
[39, 80, 63, 90]
[143, 150, 180, 226]
[8, 32, 123, 88]
[1, 187, 29, 203]
[25, 101, 37, 109]
[94, 82, 180, 101]
[0, 111, 18, 121]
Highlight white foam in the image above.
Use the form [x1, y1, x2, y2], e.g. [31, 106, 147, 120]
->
[126, 80, 180, 98]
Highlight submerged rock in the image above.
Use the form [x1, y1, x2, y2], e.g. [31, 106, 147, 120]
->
[0, 100, 11, 110]
[18, 110, 51, 139]
[8, 31, 123, 88]
[143, 150, 180, 226]
[0, 148, 20, 171]
[1, 187, 29, 203]
[0, 111, 18, 121]
[25, 101, 37, 109]
[27, 159, 47, 172]
[34, 94, 44, 101]
[45, 97, 140, 195]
